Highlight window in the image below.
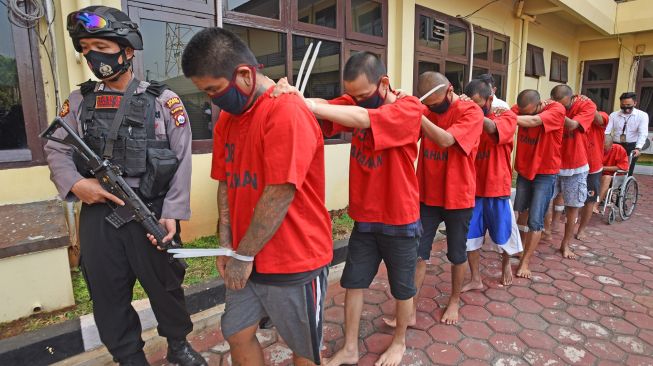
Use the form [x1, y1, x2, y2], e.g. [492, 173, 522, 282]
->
[126, 0, 387, 148]
[0, 1, 47, 167]
[413, 6, 509, 98]
[635, 55, 653, 131]
[222, 0, 388, 144]
[525, 44, 545, 78]
[581, 59, 618, 114]
[550, 52, 568, 83]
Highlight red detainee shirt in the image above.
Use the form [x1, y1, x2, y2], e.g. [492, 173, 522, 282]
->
[587, 111, 608, 173]
[417, 99, 484, 209]
[322, 95, 422, 225]
[512, 101, 565, 180]
[602, 144, 630, 175]
[211, 88, 332, 274]
[475, 109, 517, 198]
[560, 97, 597, 171]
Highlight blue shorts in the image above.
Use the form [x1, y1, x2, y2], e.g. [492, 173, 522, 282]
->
[513, 174, 557, 231]
[467, 197, 512, 248]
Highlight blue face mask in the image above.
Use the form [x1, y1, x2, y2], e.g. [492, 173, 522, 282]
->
[211, 67, 256, 115]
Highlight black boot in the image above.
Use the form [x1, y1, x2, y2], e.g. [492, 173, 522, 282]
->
[166, 338, 207, 366]
[118, 351, 150, 366]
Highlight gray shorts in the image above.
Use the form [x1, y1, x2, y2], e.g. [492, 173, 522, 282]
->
[554, 171, 589, 208]
[220, 267, 328, 364]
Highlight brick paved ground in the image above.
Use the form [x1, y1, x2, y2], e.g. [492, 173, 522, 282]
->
[153, 175, 653, 365]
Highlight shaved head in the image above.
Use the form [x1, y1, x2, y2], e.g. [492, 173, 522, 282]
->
[517, 89, 541, 109]
[417, 72, 450, 98]
[550, 84, 573, 101]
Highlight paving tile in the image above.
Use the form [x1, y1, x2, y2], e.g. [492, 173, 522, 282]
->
[458, 338, 494, 360]
[404, 329, 432, 349]
[585, 339, 626, 362]
[487, 317, 521, 333]
[460, 320, 493, 339]
[599, 316, 638, 335]
[511, 298, 544, 313]
[363, 332, 393, 354]
[459, 305, 491, 322]
[575, 321, 611, 339]
[547, 325, 585, 344]
[554, 344, 597, 365]
[515, 313, 548, 331]
[486, 301, 518, 318]
[489, 333, 527, 355]
[426, 342, 462, 365]
[427, 323, 463, 344]
[518, 329, 556, 349]
[523, 349, 565, 366]
[567, 305, 601, 321]
[535, 294, 565, 309]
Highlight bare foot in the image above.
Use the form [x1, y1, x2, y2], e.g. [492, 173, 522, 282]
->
[560, 245, 577, 259]
[324, 347, 359, 366]
[461, 279, 484, 293]
[440, 300, 460, 325]
[575, 231, 591, 242]
[542, 230, 553, 241]
[516, 264, 532, 279]
[374, 341, 405, 366]
[502, 264, 513, 286]
[382, 314, 416, 329]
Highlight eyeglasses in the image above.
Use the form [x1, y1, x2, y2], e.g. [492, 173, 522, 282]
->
[67, 12, 137, 34]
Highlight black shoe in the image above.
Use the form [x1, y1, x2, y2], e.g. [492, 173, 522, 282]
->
[118, 351, 150, 366]
[166, 339, 207, 366]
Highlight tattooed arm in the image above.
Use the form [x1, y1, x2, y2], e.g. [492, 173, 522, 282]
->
[215, 181, 232, 279]
[224, 183, 296, 290]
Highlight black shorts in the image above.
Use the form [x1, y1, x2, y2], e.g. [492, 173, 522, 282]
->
[418, 203, 474, 265]
[340, 228, 418, 300]
[586, 171, 602, 203]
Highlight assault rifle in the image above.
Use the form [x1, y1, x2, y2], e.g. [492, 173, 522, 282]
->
[40, 117, 180, 250]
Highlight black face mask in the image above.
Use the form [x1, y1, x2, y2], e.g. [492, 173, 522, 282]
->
[84, 49, 130, 80]
[621, 105, 634, 114]
[482, 105, 491, 116]
[353, 81, 387, 109]
[429, 94, 451, 114]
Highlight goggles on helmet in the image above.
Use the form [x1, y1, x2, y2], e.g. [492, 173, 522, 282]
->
[67, 11, 137, 35]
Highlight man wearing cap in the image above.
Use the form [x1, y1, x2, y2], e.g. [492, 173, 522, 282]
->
[44, 6, 205, 366]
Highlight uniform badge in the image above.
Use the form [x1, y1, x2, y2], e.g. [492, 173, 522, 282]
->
[59, 99, 70, 117]
[95, 95, 122, 109]
[155, 111, 161, 119]
[174, 113, 186, 127]
[165, 97, 181, 109]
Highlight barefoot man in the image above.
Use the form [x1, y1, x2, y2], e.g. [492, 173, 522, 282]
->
[460, 79, 522, 291]
[576, 110, 607, 238]
[395, 72, 483, 325]
[512, 90, 565, 278]
[275, 51, 423, 366]
[550, 85, 597, 259]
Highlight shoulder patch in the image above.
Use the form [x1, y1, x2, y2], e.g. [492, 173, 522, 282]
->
[59, 99, 70, 117]
[165, 97, 182, 109]
[174, 113, 187, 127]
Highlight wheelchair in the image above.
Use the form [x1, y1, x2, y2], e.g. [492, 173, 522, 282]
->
[600, 151, 640, 225]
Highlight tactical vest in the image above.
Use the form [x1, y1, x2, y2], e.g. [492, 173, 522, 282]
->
[76, 79, 170, 177]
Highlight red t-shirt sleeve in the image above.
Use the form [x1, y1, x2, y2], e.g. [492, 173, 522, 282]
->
[447, 102, 484, 156]
[210, 112, 230, 181]
[571, 99, 597, 132]
[320, 95, 356, 137]
[263, 95, 321, 189]
[510, 104, 519, 115]
[494, 110, 518, 145]
[540, 102, 566, 133]
[368, 96, 422, 151]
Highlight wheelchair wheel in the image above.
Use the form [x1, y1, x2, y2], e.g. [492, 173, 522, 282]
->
[619, 178, 639, 220]
[606, 208, 616, 225]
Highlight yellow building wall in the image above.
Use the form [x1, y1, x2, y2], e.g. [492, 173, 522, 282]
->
[579, 31, 653, 111]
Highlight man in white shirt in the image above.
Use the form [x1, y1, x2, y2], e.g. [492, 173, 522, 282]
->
[605, 92, 649, 175]
[479, 73, 510, 110]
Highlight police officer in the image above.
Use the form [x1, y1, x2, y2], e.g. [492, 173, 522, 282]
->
[44, 6, 206, 366]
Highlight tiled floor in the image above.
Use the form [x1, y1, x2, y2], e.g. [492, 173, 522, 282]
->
[154, 175, 653, 365]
